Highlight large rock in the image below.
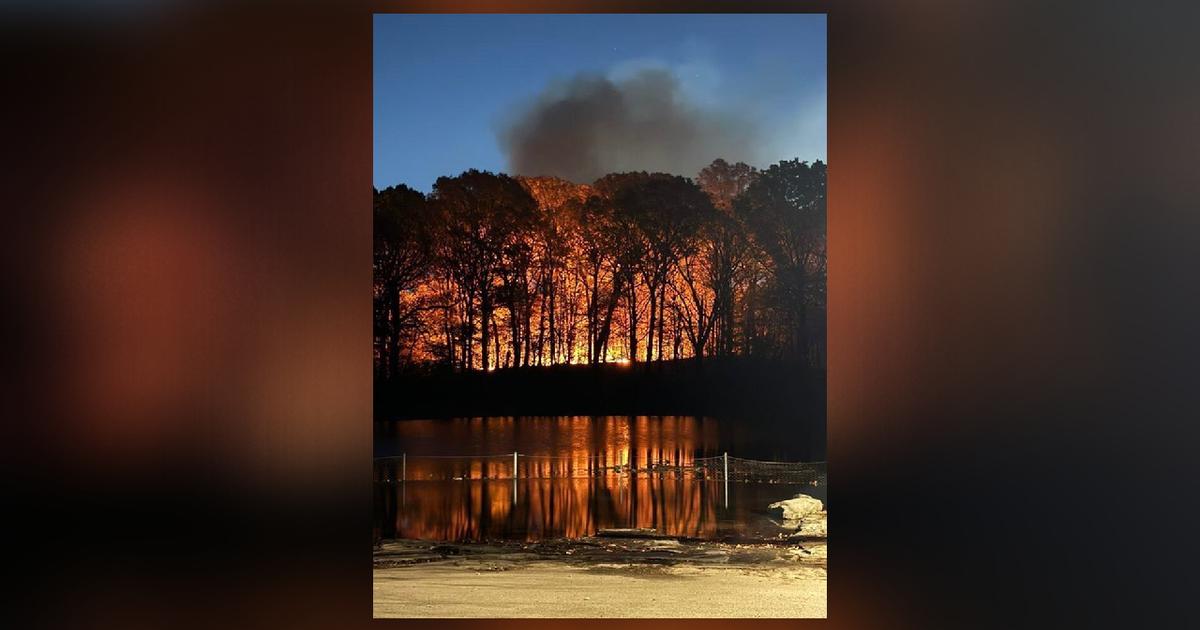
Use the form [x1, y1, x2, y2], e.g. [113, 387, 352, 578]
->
[796, 512, 827, 537]
[769, 494, 824, 520]
[769, 494, 827, 537]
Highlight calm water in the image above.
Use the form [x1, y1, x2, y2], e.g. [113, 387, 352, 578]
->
[374, 416, 825, 542]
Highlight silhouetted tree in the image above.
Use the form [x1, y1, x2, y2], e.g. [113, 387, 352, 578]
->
[431, 170, 539, 370]
[671, 225, 718, 359]
[373, 157, 825, 373]
[697, 159, 757, 356]
[499, 234, 536, 368]
[604, 173, 713, 362]
[374, 185, 435, 378]
[575, 182, 640, 364]
[517, 176, 592, 365]
[733, 159, 826, 362]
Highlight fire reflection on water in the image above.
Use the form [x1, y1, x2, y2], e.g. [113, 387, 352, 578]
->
[374, 416, 760, 541]
[375, 477, 730, 541]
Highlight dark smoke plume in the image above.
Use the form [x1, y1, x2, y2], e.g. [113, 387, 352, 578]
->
[498, 68, 759, 183]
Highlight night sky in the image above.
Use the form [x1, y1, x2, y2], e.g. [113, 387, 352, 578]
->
[374, 14, 826, 192]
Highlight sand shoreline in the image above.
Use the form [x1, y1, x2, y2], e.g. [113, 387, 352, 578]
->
[373, 536, 826, 618]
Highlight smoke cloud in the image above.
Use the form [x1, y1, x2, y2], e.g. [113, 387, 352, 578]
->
[498, 68, 760, 184]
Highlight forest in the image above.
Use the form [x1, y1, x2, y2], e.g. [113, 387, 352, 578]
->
[373, 158, 826, 379]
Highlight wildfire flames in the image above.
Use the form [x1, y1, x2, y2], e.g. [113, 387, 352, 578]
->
[374, 159, 825, 375]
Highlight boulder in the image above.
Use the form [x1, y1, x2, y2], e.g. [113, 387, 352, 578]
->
[768, 493, 826, 537]
[769, 494, 824, 520]
[796, 512, 827, 537]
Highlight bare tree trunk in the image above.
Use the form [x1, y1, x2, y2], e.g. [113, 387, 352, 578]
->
[535, 286, 546, 366]
[645, 280, 657, 363]
[586, 268, 599, 364]
[443, 303, 455, 368]
[548, 275, 557, 364]
[716, 241, 736, 357]
[566, 320, 575, 364]
[523, 298, 533, 367]
[492, 312, 501, 370]
[386, 286, 400, 378]
[565, 277, 577, 364]
[742, 282, 754, 357]
[673, 309, 682, 360]
[594, 275, 623, 364]
[464, 289, 475, 370]
[657, 283, 666, 363]
[586, 298, 594, 365]
[509, 302, 521, 369]
[626, 281, 639, 362]
[480, 287, 492, 371]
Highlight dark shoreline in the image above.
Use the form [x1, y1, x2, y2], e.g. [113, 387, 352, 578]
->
[374, 357, 825, 459]
[374, 534, 827, 569]
[375, 356, 824, 417]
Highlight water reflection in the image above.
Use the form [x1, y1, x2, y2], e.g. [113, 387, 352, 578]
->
[375, 415, 723, 465]
[373, 416, 822, 542]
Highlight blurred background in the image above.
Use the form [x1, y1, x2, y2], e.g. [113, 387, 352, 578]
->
[5, 0, 1199, 627]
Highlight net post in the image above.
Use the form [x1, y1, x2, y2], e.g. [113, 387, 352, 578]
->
[402, 453, 406, 483]
[723, 452, 729, 509]
[513, 452, 519, 504]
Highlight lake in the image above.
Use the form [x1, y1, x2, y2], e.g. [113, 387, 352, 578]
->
[374, 415, 825, 542]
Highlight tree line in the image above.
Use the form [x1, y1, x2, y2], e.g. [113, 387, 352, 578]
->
[374, 158, 825, 377]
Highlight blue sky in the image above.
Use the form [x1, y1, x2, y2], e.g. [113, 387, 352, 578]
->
[374, 14, 826, 192]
